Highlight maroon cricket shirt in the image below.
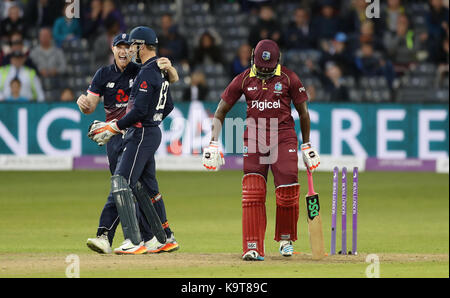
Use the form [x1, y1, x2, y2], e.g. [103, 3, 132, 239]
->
[221, 65, 308, 132]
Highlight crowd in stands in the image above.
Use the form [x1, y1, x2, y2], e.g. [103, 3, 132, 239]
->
[0, 0, 448, 103]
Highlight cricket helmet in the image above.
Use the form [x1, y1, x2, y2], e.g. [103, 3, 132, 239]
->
[251, 39, 280, 79]
[128, 26, 158, 46]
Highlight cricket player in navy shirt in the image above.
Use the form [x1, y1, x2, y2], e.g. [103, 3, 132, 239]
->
[78, 32, 178, 254]
[88, 26, 176, 254]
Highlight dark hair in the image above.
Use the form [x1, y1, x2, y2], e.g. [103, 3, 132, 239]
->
[10, 78, 21, 85]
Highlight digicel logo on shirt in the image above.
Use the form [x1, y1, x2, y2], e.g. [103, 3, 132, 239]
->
[251, 99, 281, 111]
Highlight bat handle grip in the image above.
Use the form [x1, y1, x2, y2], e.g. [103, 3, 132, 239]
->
[306, 168, 315, 196]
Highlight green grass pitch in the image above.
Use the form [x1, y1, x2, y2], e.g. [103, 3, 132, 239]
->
[0, 170, 448, 278]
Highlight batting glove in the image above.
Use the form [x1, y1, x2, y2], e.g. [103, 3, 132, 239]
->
[202, 141, 225, 171]
[301, 142, 320, 172]
[88, 119, 122, 146]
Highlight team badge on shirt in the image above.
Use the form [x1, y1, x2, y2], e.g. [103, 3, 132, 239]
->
[274, 82, 283, 95]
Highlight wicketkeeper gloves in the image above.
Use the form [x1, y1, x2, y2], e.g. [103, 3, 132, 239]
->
[88, 119, 122, 146]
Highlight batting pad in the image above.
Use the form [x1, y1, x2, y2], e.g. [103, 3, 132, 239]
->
[132, 181, 167, 244]
[275, 184, 300, 242]
[111, 175, 141, 245]
[242, 174, 267, 257]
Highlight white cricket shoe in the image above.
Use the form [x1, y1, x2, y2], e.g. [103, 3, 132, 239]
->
[113, 239, 147, 255]
[144, 236, 163, 251]
[242, 250, 264, 261]
[86, 234, 112, 254]
[146, 233, 179, 253]
[279, 240, 294, 257]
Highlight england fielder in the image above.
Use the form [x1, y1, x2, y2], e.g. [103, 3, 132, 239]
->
[202, 39, 320, 261]
[78, 33, 178, 254]
[87, 26, 176, 254]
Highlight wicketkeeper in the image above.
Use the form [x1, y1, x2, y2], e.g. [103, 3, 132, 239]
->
[202, 39, 320, 260]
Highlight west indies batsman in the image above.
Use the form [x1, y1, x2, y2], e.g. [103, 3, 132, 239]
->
[202, 39, 320, 261]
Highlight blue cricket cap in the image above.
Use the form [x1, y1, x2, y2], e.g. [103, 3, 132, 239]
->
[112, 33, 130, 46]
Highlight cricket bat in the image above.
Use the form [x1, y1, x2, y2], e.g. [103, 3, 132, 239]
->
[305, 168, 325, 260]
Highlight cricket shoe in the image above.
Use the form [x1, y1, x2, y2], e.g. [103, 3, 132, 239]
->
[86, 234, 112, 254]
[146, 233, 179, 253]
[113, 239, 147, 255]
[279, 240, 294, 257]
[242, 250, 264, 261]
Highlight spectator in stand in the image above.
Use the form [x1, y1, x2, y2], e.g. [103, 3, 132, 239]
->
[435, 37, 449, 85]
[0, 50, 45, 102]
[383, 14, 419, 68]
[230, 43, 251, 77]
[354, 42, 395, 88]
[158, 14, 188, 64]
[1, 31, 36, 71]
[59, 87, 75, 102]
[191, 31, 225, 68]
[311, 0, 341, 42]
[92, 17, 120, 70]
[52, 2, 82, 47]
[284, 7, 316, 50]
[320, 32, 357, 77]
[24, 0, 63, 31]
[1, 0, 22, 20]
[0, 4, 26, 42]
[306, 59, 349, 102]
[101, 0, 126, 33]
[4, 78, 29, 101]
[182, 71, 209, 102]
[323, 62, 349, 102]
[348, 20, 385, 53]
[248, 5, 283, 48]
[29, 27, 67, 78]
[381, 0, 407, 34]
[426, 0, 449, 56]
[82, 0, 104, 40]
[341, 0, 369, 35]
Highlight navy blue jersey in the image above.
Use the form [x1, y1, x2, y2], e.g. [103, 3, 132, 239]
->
[117, 56, 174, 129]
[88, 61, 141, 122]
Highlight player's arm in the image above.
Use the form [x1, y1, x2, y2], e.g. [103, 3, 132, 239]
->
[79, 67, 104, 114]
[203, 72, 243, 171]
[202, 99, 231, 171]
[293, 101, 310, 144]
[157, 57, 179, 83]
[210, 99, 232, 142]
[77, 93, 101, 114]
[290, 73, 320, 171]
